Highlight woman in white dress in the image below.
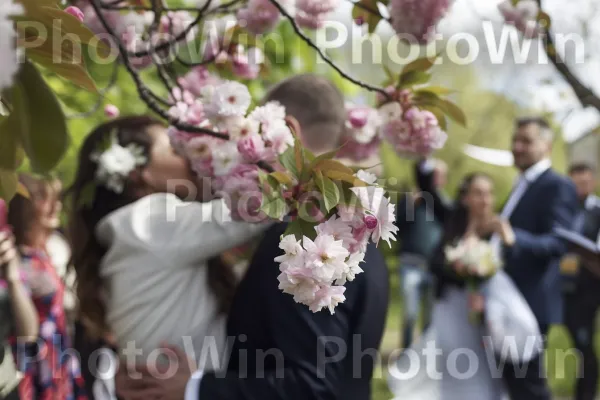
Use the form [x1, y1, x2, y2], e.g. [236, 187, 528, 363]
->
[66, 116, 266, 398]
[388, 164, 541, 400]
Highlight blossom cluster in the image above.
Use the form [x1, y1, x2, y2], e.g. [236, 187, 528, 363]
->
[388, 0, 454, 44]
[167, 79, 295, 219]
[444, 236, 502, 279]
[276, 170, 397, 313]
[497, 0, 543, 38]
[339, 89, 447, 161]
[236, 0, 340, 34]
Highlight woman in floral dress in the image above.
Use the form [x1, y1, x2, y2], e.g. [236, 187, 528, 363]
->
[7, 174, 87, 400]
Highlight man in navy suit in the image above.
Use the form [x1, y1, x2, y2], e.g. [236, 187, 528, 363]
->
[487, 117, 578, 400]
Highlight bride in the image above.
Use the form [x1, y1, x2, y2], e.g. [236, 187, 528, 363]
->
[67, 116, 266, 398]
[388, 161, 542, 400]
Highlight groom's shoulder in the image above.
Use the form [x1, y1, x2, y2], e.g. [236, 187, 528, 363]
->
[538, 169, 575, 191]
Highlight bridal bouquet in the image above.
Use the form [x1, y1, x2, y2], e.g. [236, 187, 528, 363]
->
[167, 79, 399, 314]
[445, 236, 502, 323]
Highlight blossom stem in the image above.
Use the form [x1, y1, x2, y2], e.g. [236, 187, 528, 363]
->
[267, 0, 391, 100]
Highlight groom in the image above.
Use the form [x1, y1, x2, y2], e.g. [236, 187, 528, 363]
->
[117, 75, 390, 400]
[489, 117, 578, 400]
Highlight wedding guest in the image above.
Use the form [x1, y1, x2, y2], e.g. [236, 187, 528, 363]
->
[563, 162, 600, 400]
[118, 74, 390, 400]
[8, 174, 87, 399]
[0, 222, 39, 400]
[488, 117, 578, 400]
[395, 159, 446, 349]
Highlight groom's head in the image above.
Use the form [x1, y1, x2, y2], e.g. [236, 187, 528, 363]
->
[264, 74, 346, 155]
[511, 117, 553, 172]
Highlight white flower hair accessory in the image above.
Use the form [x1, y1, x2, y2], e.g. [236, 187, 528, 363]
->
[90, 130, 148, 193]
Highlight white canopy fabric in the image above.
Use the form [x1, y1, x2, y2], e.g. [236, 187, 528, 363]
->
[462, 144, 514, 167]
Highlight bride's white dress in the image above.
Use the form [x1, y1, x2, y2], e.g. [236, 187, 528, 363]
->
[388, 270, 542, 400]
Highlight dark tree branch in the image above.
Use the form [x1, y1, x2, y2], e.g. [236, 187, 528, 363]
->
[268, 0, 391, 100]
[537, 0, 600, 112]
[89, 0, 229, 139]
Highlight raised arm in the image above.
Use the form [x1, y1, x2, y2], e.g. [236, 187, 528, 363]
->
[414, 159, 453, 224]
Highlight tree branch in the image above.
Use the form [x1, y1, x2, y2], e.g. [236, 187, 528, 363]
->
[89, 0, 229, 139]
[67, 59, 121, 119]
[268, 0, 391, 100]
[538, 0, 600, 112]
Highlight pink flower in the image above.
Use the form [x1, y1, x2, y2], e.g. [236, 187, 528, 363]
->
[237, 0, 283, 35]
[363, 215, 378, 230]
[376, 86, 398, 107]
[498, 0, 542, 38]
[337, 135, 381, 162]
[104, 104, 120, 118]
[303, 234, 349, 284]
[218, 173, 264, 221]
[347, 107, 370, 129]
[388, 0, 453, 44]
[237, 134, 266, 163]
[296, 0, 339, 29]
[232, 48, 263, 80]
[179, 67, 222, 97]
[316, 216, 355, 249]
[65, 6, 85, 22]
[278, 267, 320, 304]
[383, 107, 447, 157]
[308, 285, 346, 314]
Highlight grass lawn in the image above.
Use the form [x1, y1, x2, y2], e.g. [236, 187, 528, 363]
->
[370, 261, 592, 399]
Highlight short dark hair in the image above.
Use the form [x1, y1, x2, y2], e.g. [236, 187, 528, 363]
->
[569, 162, 595, 175]
[264, 74, 346, 152]
[516, 116, 553, 140]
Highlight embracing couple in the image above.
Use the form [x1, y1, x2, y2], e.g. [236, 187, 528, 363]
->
[68, 75, 389, 400]
[389, 117, 579, 400]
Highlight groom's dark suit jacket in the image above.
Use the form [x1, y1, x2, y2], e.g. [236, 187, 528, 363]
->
[199, 223, 390, 400]
[501, 169, 578, 328]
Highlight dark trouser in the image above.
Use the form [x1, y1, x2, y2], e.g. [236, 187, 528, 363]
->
[501, 324, 551, 400]
[564, 292, 600, 400]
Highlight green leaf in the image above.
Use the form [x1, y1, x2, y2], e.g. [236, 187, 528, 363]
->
[279, 147, 299, 179]
[400, 56, 436, 77]
[315, 172, 341, 212]
[16, 61, 69, 172]
[284, 219, 318, 241]
[381, 64, 396, 87]
[315, 159, 355, 176]
[324, 170, 367, 187]
[398, 71, 431, 89]
[308, 148, 340, 171]
[352, 0, 383, 34]
[0, 87, 27, 169]
[340, 183, 362, 208]
[0, 169, 18, 201]
[270, 171, 293, 186]
[415, 86, 455, 96]
[260, 196, 287, 220]
[438, 99, 467, 127]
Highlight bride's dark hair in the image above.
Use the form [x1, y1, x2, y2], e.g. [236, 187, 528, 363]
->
[65, 116, 236, 339]
[442, 172, 492, 244]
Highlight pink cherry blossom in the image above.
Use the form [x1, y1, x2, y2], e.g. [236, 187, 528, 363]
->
[232, 47, 264, 80]
[363, 215, 378, 230]
[498, 0, 542, 38]
[237, 0, 284, 35]
[275, 235, 306, 269]
[179, 67, 223, 97]
[382, 107, 447, 157]
[308, 285, 346, 314]
[388, 0, 453, 44]
[303, 234, 349, 284]
[296, 0, 339, 29]
[337, 135, 381, 162]
[237, 134, 266, 163]
[218, 173, 263, 221]
[315, 216, 355, 249]
[65, 6, 85, 22]
[278, 267, 320, 304]
[104, 104, 120, 118]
